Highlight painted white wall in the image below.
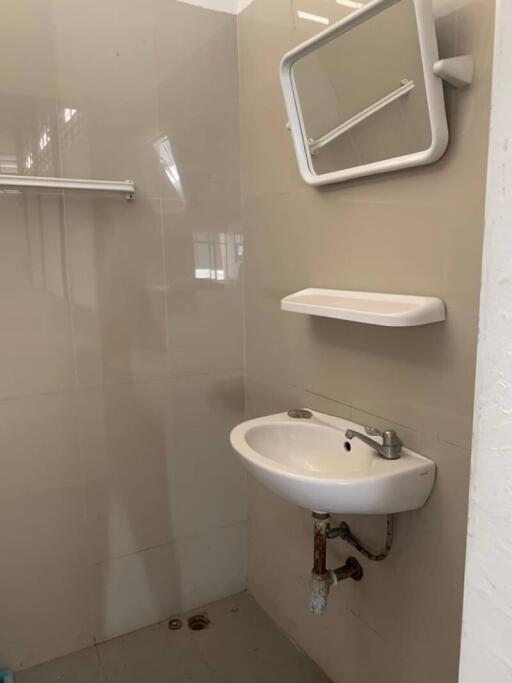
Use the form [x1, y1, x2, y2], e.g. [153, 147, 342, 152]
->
[459, 1, 512, 680]
[176, 0, 255, 14]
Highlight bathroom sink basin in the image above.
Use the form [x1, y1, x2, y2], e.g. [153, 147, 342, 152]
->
[230, 411, 435, 514]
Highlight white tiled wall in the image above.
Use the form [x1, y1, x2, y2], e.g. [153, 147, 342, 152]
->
[0, 0, 246, 672]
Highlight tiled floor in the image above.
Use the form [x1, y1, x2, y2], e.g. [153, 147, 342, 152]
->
[15, 592, 331, 683]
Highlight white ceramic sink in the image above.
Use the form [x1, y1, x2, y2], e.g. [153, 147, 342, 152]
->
[230, 410, 435, 514]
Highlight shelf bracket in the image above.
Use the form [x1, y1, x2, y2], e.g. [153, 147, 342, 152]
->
[433, 55, 474, 89]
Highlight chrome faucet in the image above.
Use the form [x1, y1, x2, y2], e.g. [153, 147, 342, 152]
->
[345, 425, 402, 460]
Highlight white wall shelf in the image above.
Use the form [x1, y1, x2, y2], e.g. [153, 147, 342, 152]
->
[281, 289, 446, 327]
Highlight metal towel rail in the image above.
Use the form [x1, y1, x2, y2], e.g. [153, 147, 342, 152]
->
[0, 175, 135, 199]
[308, 79, 415, 155]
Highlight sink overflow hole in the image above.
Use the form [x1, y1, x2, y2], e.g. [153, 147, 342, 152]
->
[344, 441, 352, 453]
[188, 614, 211, 632]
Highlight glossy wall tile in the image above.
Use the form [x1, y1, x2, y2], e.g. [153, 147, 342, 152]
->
[0, 0, 245, 671]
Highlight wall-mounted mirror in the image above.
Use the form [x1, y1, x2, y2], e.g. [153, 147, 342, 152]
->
[280, 0, 451, 186]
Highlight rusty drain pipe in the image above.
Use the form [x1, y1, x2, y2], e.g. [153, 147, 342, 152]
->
[310, 513, 363, 616]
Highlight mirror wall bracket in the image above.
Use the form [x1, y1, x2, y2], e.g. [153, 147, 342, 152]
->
[433, 55, 474, 89]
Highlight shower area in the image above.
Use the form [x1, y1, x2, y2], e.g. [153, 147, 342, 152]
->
[0, 1, 256, 679]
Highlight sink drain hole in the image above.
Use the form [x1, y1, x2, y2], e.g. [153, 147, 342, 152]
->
[188, 614, 210, 631]
[344, 441, 352, 453]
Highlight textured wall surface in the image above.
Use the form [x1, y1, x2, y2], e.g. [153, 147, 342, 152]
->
[459, 0, 512, 679]
[239, 0, 495, 681]
[0, 0, 246, 671]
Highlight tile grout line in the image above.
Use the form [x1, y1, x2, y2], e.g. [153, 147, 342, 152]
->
[0, 366, 245, 404]
[93, 644, 110, 683]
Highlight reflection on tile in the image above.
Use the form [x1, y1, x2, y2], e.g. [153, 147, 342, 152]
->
[58, 96, 174, 201]
[163, 200, 243, 282]
[154, 134, 186, 203]
[51, 0, 175, 199]
[0, 192, 75, 399]
[191, 230, 243, 283]
[0, 96, 61, 178]
[292, 0, 367, 38]
[163, 201, 244, 375]
[66, 195, 168, 386]
[154, 0, 240, 204]
[240, 0, 294, 27]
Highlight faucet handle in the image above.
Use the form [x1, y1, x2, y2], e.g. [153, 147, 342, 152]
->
[364, 425, 383, 438]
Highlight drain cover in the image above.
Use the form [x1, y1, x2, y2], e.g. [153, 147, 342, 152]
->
[168, 618, 182, 631]
[187, 614, 210, 631]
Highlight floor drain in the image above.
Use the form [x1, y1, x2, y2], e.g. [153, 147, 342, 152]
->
[168, 618, 182, 631]
[187, 614, 210, 631]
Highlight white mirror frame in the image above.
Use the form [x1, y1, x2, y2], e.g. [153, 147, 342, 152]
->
[280, 0, 449, 186]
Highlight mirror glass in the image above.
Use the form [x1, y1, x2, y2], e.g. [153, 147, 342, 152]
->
[284, 0, 446, 183]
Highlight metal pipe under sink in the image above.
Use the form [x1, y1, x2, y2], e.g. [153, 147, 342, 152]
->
[310, 512, 363, 616]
